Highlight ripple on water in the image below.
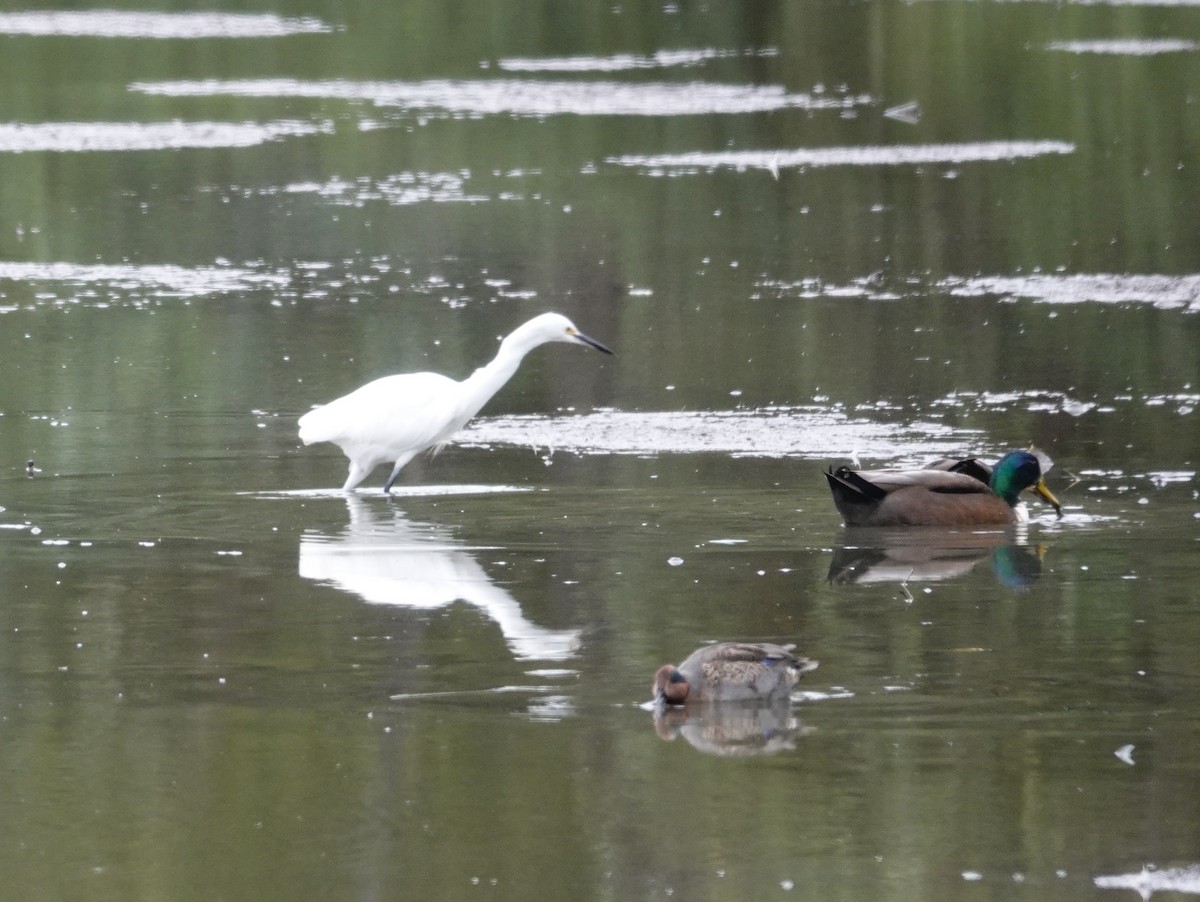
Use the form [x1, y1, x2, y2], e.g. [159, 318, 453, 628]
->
[526, 695, 575, 721]
[0, 11, 332, 38]
[459, 407, 981, 461]
[128, 78, 866, 117]
[1146, 470, 1197, 486]
[0, 120, 332, 154]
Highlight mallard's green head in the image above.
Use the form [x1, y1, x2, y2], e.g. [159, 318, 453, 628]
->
[989, 449, 1061, 513]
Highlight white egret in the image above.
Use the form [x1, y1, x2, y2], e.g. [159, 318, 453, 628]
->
[298, 312, 613, 492]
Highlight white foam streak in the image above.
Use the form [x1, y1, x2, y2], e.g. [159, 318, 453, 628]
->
[0, 11, 332, 38]
[1095, 865, 1200, 897]
[0, 261, 287, 297]
[1048, 38, 1198, 53]
[941, 273, 1200, 311]
[497, 47, 778, 72]
[129, 78, 861, 117]
[282, 172, 487, 206]
[460, 407, 978, 460]
[608, 141, 1074, 173]
[0, 120, 331, 153]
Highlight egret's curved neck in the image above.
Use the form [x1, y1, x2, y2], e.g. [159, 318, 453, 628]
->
[458, 331, 540, 418]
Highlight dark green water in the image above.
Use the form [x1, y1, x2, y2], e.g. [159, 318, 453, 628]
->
[1, 2, 1199, 900]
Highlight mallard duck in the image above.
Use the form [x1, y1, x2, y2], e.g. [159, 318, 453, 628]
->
[652, 642, 819, 705]
[824, 449, 1062, 527]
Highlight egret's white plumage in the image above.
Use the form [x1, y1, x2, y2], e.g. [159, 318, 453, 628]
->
[298, 312, 613, 492]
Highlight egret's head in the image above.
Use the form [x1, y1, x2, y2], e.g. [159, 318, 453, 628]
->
[517, 313, 614, 354]
[565, 322, 614, 354]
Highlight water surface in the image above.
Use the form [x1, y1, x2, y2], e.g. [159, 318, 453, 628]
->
[1, 1, 1199, 900]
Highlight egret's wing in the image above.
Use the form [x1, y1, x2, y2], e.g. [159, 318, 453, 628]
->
[299, 372, 460, 451]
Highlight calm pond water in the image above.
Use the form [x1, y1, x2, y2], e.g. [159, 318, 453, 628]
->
[2, 2, 1200, 900]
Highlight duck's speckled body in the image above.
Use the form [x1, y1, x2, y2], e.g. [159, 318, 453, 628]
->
[653, 642, 819, 705]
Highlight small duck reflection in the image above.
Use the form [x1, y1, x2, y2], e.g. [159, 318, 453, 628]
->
[653, 702, 811, 757]
[298, 496, 580, 660]
[828, 529, 1046, 592]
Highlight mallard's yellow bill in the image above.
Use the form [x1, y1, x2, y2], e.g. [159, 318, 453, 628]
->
[1033, 478, 1063, 518]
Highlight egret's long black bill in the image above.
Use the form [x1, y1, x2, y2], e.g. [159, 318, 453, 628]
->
[576, 331, 614, 355]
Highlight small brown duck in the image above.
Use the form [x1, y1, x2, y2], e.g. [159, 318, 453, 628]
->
[824, 449, 1062, 528]
[652, 642, 819, 705]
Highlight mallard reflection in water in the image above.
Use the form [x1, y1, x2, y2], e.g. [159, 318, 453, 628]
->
[828, 534, 1046, 592]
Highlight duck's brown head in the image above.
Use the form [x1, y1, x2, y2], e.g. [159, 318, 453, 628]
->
[652, 665, 690, 705]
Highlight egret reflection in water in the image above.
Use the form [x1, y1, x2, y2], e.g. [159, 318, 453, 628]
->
[827, 529, 1046, 592]
[298, 496, 581, 660]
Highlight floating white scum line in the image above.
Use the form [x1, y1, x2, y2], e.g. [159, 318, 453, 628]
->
[129, 77, 867, 117]
[0, 11, 333, 38]
[607, 140, 1074, 173]
[459, 407, 981, 461]
[0, 120, 332, 153]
